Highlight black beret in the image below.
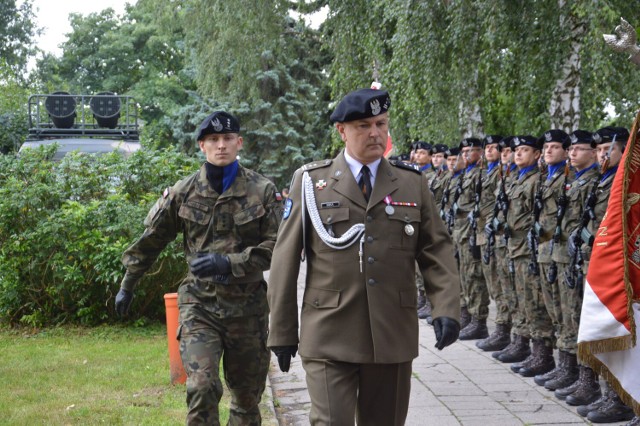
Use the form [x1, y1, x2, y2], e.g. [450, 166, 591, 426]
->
[330, 88, 391, 123]
[568, 130, 596, 148]
[482, 135, 503, 148]
[593, 126, 630, 145]
[398, 153, 411, 162]
[445, 147, 460, 157]
[196, 111, 240, 140]
[431, 143, 449, 154]
[414, 141, 432, 151]
[511, 135, 541, 150]
[459, 137, 482, 149]
[539, 129, 569, 149]
[499, 136, 515, 151]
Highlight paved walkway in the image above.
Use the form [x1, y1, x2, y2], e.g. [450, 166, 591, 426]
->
[264, 265, 627, 426]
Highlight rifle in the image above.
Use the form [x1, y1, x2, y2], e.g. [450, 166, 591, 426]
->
[482, 162, 504, 265]
[445, 155, 465, 233]
[502, 163, 515, 278]
[468, 155, 484, 260]
[546, 161, 570, 283]
[527, 159, 546, 276]
[565, 140, 615, 290]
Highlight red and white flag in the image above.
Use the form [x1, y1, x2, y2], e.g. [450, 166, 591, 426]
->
[578, 110, 640, 416]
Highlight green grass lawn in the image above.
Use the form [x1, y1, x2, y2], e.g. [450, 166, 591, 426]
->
[0, 324, 277, 425]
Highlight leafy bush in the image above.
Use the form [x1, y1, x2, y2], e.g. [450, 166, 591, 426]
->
[0, 146, 201, 326]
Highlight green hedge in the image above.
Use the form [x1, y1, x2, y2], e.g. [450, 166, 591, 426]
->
[0, 146, 201, 326]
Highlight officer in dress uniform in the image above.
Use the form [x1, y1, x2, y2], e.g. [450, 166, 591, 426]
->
[475, 135, 513, 352]
[267, 88, 461, 426]
[114, 111, 281, 425]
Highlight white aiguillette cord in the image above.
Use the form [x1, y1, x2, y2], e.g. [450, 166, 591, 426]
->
[301, 171, 366, 272]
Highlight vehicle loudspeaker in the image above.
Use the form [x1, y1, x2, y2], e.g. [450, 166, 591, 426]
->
[45, 91, 77, 128]
[90, 91, 121, 129]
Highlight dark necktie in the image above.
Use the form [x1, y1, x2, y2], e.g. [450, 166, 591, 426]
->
[358, 165, 372, 202]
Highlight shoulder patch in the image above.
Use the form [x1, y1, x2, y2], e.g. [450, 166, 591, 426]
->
[389, 160, 421, 174]
[302, 159, 332, 171]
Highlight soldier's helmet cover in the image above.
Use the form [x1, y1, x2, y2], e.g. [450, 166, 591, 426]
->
[330, 88, 391, 123]
[196, 111, 241, 140]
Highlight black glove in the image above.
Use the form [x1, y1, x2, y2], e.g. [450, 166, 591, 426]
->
[189, 252, 232, 279]
[271, 345, 298, 372]
[433, 317, 460, 350]
[115, 288, 133, 317]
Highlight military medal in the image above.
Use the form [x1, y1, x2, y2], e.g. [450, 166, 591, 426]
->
[384, 195, 395, 215]
[316, 179, 327, 190]
[404, 224, 414, 236]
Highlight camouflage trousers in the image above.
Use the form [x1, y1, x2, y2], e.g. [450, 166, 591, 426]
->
[178, 302, 270, 426]
[555, 260, 585, 354]
[539, 262, 563, 339]
[458, 238, 489, 319]
[480, 243, 510, 325]
[513, 257, 554, 346]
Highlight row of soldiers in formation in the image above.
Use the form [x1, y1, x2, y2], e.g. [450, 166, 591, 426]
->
[403, 128, 637, 424]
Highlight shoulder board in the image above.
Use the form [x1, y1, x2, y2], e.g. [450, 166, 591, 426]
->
[302, 159, 332, 171]
[389, 160, 421, 174]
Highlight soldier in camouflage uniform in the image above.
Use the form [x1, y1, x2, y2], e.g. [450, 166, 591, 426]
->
[475, 135, 512, 351]
[494, 136, 540, 365]
[440, 148, 470, 327]
[488, 138, 521, 358]
[559, 127, 635, 421]
[544, 130, 600, 402]
[114, 111, 281, 426]
[428, 143, 449, 193]
[453, 138, 490, 340]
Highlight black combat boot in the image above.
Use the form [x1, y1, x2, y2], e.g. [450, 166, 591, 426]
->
[459, 316, 489, 340]
[565, 366, 601, 406]
[587, 391, 634, 423]
[519, 340, 555, 377]
[460, 306, 471, 329]
[554, 378, 580, 400]
[625, 416, 640, 426]
[498, 335, 531, 363]
[577, 386, 612, 417]
[476, 323, 511, 351]
[544, 352, 578, 390]
[510, 338, 538, 372]
[534, 350, 566, 386]
[492, 334, 516, 359]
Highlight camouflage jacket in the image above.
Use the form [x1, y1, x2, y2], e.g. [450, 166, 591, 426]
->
[432, 170, 452, 216]
[553, 164, 599, 264]
[584, 167, 616, 260]
[122, 163, 281, 317]
[476, 161, 501, 246]
[452, 164, 481, 243]
[537, 163, 574, 263]
[506, 166, 539, 259]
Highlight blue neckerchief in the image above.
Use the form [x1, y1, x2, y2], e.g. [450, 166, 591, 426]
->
[453, 170, 464, 178]
[465, 163, 478, 173]
[442, 165, 448, 171]
[222, 160, 239, 193]
[487, 160, 499, 174]
[601, 165, 618, 183]
[420, 164, 432, 172]
[504, 163, 517, 173]
[575, 163, 597, 179]
[546, 160, 566, 181]
[518, 164, 536, 180]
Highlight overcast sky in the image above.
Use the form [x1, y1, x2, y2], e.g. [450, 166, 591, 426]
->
[30, 0, 133, 56]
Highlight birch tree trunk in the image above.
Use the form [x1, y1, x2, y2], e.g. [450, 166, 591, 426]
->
[458, 69, 484, 138]
[549, 0, 586, 131]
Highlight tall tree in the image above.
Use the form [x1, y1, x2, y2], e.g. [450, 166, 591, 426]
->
[0, 0, 39, 77]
